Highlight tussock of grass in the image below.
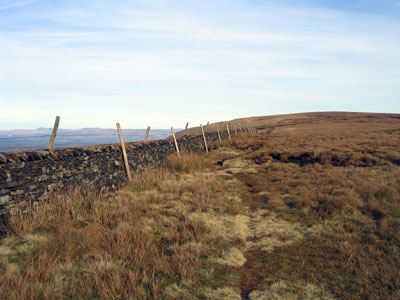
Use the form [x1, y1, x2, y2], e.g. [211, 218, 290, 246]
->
[227, 117, 400, 299]
[127, 168, 169, 192]
[202, 286, 242, 300]
[223, 158, 259, 174]
[248, 210, 310, 252]
[0, 152, 247, 300]
[249, 280, 334, 300]
[165, 153, 209, 173]
[188, 212, 250, 245]
[1, 114, 400, 299]
[214, 247, 247, 267]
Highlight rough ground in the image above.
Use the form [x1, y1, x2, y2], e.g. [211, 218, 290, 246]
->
[209, 112, 400, 299]
[1, 112, 400, 299]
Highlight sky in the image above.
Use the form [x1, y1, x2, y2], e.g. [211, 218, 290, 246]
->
[0, 0, 399, 129]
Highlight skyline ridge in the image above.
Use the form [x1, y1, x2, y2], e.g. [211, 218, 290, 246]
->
[1, 0, 399, 129]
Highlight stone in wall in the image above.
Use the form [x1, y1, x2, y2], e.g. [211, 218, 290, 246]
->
[0, 132, 226, 218]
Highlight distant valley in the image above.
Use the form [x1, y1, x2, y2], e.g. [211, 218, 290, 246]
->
[0, 128, 175, 152]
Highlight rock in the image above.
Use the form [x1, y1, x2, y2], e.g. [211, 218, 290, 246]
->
[0, 154, 8, 163]
[0, 181, 22, 189]
[83, 149, 93, 155]
[9, 153, 20, 162]
[18, 153, 28, 162]
[0, 195, 11, 204]
[0, 132, 217, 215]
[12, 190, 24, 196]
[38, 175, 48, 182]
[49, 152, 59, 159]
[32, 152, 43, 160]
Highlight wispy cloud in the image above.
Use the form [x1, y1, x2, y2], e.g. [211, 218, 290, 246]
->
[0, 0, 37, 10]
[0, 0, 399, 129]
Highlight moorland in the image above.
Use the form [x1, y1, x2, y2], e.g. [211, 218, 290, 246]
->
[1, 112, 399, 300]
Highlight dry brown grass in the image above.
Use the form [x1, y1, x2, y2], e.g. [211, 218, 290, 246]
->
[1, 112, 400, 299]
[217, 113, 400, 300]
[0, 153, 247, 300]
[165, 153, 210, 173]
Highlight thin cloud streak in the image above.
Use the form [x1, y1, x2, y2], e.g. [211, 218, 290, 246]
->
[0, 0, 399, 129]
[0, 0, 37, 10]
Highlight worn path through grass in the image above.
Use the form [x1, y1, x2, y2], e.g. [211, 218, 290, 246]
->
[1, 112, 400, 299]
[216, 117, 400, 300]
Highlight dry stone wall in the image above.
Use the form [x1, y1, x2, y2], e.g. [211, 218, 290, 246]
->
[0, 132, 227, 219]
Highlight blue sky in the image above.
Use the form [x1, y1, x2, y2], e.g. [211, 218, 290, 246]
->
[0, 0, 399, 129]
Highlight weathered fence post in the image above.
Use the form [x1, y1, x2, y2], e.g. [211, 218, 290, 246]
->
[116, 123, 132, 181]
[171, 127, 180, 156]
[144, 126, 151, 142]
[48, 116, 60, 152]
[216, 124, 222, 143]
[226, 124, 231, 140]
[200, 124, 209, 153]
[185, 122, 189, 135]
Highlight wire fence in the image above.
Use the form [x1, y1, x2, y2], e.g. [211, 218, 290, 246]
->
[0, 133, 172, 140]
[1, 115, 257, 153]
[0, 131, 178, 152]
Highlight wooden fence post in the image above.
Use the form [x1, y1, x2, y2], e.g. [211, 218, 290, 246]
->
[171, 127, 180, 156]
[144, 126, 151, 142]
[234, 125, 237, 134]
[200, 124, 209, 153]
[226, 124, 231, 140]
[48, 116, 60, 152]
[116, 123, 132, 181]
[216, 124, 222, 143]
[185, 122, 189, 135]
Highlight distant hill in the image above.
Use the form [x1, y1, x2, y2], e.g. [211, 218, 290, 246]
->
[0, 128, 178, 152]
[2, 111, 399, 299]
[178, 111, 400, 137]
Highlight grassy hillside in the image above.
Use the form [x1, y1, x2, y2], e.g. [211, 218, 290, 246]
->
[1, 112, 400, 299]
